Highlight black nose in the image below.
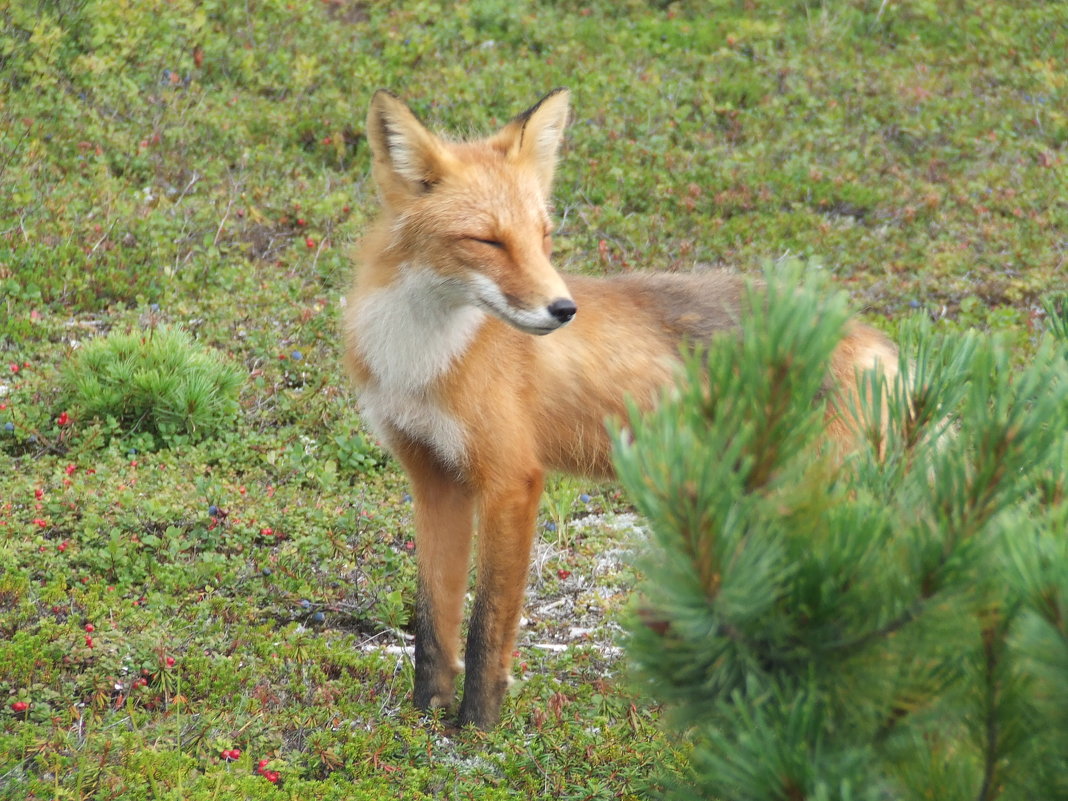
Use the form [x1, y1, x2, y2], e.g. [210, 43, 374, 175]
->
[547, 298, 577, 324]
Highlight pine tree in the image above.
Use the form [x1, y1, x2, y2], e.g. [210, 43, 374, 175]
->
[60, 325, 244, 449]
[615, 272, 1068, 801]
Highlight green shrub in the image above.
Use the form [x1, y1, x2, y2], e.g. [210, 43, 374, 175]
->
[60, 325, 244, 449]
[617, 272, 1068, 800]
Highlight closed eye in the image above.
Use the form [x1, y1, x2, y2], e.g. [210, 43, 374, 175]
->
[469, 237, 504, 249]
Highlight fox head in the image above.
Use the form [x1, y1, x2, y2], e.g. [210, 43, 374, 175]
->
[366, 89, 576, 335]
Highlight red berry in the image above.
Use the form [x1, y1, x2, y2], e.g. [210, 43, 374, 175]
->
[265, 770, 280, 783]
[57, 541, 68, 551]
[11, 701, 28, 713]
[34, 488, 43, 500]
[57, 412, 70, 426]
[84, 623, 94, 632]
[230, 748, 241, 759]
[85, 636, 94, 648]
[304, 236, 315, 249]
[165, 656, 175, 667]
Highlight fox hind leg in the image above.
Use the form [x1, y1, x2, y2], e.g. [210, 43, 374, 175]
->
[826, 321, 900, 451]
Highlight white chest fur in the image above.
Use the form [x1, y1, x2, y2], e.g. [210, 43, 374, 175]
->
[349, 266, 485, 465]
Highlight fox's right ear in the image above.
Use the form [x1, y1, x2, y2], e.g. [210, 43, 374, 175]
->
[366, 91, 454, 204]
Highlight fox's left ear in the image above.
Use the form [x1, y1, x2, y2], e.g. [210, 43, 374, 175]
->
[496, 88, 571, 194]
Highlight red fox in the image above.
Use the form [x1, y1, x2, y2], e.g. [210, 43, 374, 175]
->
[342, 89, 898, 729]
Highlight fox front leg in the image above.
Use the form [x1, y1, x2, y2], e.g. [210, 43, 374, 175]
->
[395, 441, 477, 713]
[458, 468, 544, 729]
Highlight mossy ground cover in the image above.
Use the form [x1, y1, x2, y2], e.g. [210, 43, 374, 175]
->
[1, 1, 1065, 798]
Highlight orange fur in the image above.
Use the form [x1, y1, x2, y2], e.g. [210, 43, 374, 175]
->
[342, 89, 897, 729]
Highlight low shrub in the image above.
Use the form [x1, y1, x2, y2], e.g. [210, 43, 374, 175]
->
[59, 325, 244, 449]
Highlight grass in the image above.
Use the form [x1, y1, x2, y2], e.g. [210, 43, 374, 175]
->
[0, 0, 1065, 798]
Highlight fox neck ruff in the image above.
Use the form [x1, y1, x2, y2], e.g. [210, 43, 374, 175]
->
[350, 264, 485, 466]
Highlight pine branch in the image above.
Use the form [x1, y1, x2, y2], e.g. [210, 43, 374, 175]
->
[742, 359, 795, 493]
[822, 598, 925, 657]
[976, 618, 1009, 801]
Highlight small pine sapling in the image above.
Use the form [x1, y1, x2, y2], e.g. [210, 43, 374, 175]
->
[60, 325, 244, 449]
[616, 271, 1068, 801]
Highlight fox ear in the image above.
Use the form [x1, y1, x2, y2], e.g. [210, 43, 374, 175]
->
[498, 88, 570, 193]
[366, 90, 452, 202]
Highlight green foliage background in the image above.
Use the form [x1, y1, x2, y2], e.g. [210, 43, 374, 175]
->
[1, 1, 1065, 799]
